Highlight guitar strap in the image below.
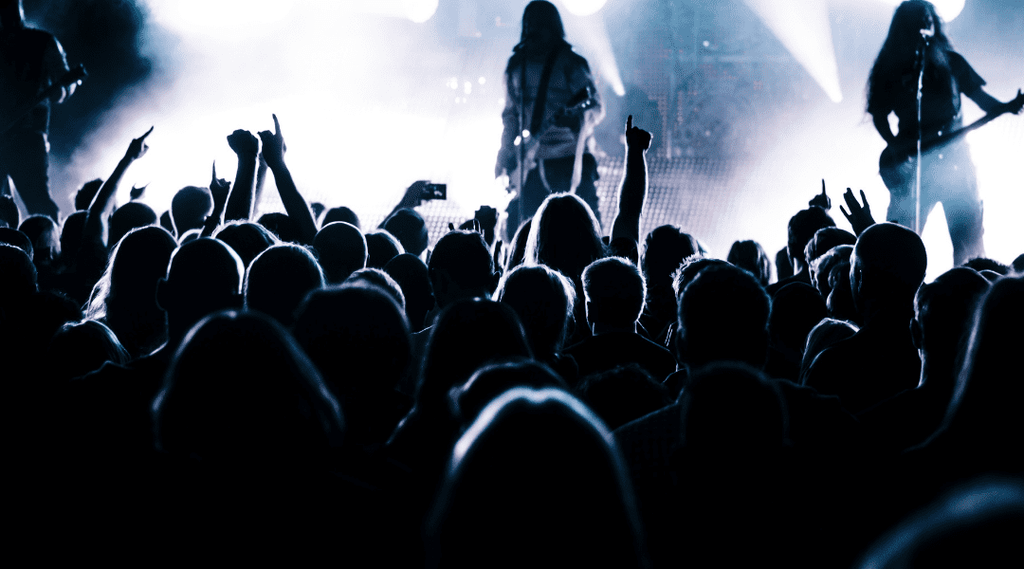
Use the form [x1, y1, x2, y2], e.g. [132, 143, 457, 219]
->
[528, 43, 567, 141]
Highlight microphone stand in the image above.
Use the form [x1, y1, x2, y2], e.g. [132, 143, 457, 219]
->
[913, 30, 931, 234]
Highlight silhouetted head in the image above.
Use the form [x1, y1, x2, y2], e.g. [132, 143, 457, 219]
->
[869, 1, 952, 115]
[962, 257, 1010, 276]
[519, 1, 566, 49]
[170, 186, 213, 237]
[810, 244, 853, 299]
[804, 227, 856, 270]
[452, 361, 568, 427]
[245, 244, 324, 327]
[313, 221, 366, 284]
[256, 212, 302, 244]
[787, 207, 835, 272]
[0, 243, 36, 303]
[384, 253, 435, 332]
[679, 362, 787, 450]
[108, 201, 157, 247]
[345, 267, 406, 311]
[427, 385, 646, 569]
[293, 283, 412, 399]
[47, 320, 130, 382]
[0, 195, 18, 229]
[727, 239, 771, 287]
[505, 217, 532, 272]
[322, 206, 361, 230]
[827, 256, 859, 323]
[671, 255, 729, 299]
[154, 310, 343, 467]
[157, 238, 244, 339]
[767, 282, 827, 379]
[59, 211, 86, 262]
[214, 220, 278, 269]
[525, 193, 604, 283]
[577, 364, 671, 431]
[582, 257, 646, 330]
[643, 225, 702, 285]
[419, 298, 531, 406]
[800, 318, 859, 384]
[383, 208, 428, 257]
[365, 229, 404, 269]
[428, 230, 495, 308]
[74, 179, 103, 211]
[677, 263, 770, 370]
[0, 227, 31, 257]
[851, 222, 927, 315]
[19, 215, 59, 265]
[496, 264, 575, 360]
[912, 267, 990, 363]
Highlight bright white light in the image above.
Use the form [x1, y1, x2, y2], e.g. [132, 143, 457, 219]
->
[560, 9, 625, 96]
[560, 0, 608, 17]
[478, 77, 486, 85]
[146, 0, 289, 39]
[875, 0, 965, 22]
[403, 0, 439, 24]
[464, 81, 472, 95]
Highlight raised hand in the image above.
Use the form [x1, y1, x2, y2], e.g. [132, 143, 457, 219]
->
[227, 129, 259, 158]
[125, 126, 153, 161]
[809, 179, 831, 210]
[840, 188, 876, 236]
[129, 184, 147, 201]
[625, 115, 652, 152]
[258, 114, 287, 169]
[209, 161, 230, 207]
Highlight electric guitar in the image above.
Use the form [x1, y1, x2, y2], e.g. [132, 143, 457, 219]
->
[1, 63, 87, 136]
[507, 86, 599, 197]
[879, 88, 1024, 192]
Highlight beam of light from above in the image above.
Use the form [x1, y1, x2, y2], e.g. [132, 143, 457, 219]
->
[876, 0, 965, 22]
[560, 0, 608, 17]
[744, 0, 844, 103]
[561, 9, 625, 96]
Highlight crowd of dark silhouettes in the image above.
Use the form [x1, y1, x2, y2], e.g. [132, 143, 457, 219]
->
[2, 112, 1022, 566]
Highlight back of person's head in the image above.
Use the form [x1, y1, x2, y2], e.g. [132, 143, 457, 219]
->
[851, 222, 927, 311]
[157, 238, 244, 330]
[643, 226, 701, 284]
[312, 221, 366, 284]
[496, 264, 575, 359]
[47, 320, 130, 382]
[170, 186, 213, 236]
[257, 212, 304, 244]
[384, 253, 435, 332]
[962, 257, 1010, 276]
[803, 227, 856, 270]
[913, 267, 990, 359]
[74, 179, 103, 211]
[525, 193, 604, 282]
[577, 364, 671, 431]
[427, 385, 646, 569]
[108, 202, 157, 248]
[214, 220, 278, 269]
[345, 267, 406, 311]
[293, 283, 412, 398]
[726, 239, 771, 287]
[321, 206, 361, 230]
[582, 257, 646, 329]
[799, 318, 859, 383]
[383, 208, 428, 257]
[0, 243, 37, 304]
[787, 206, 835, 270]
[154, 310, 343, 467]
[677, 263, 770, 370]
[364, 230, 404, 269]
[419, 298, 531, 406]
[87, 226, 177, 316]
[671, 255, 728, 299]
[679, 362, 787, 450]
[428, 230, 495, 305]
[768, 282, 827, 362]
[0, 227, 32, 257]
[0, 195, 19, 229]
[59, 211, 87, 263]
[244, 244, 324, 327]
[810, 244, 853, 300]
[452, 361, 568, 427]
[19, 215, 59, 264]
[505, 217, 533, 273]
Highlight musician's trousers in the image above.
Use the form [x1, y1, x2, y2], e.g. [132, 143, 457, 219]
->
[507, 153, 600, 241]
[0, 130, 60, 221]
[884, 141, 984, 266]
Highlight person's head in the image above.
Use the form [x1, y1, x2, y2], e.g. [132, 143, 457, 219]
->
[962, 257, 1010, 276]
[0, 0, 25, 29]
[519, 1, 566, 48]
[293, 283, 412, 400]
[643, 225, 702, 285]
[678, 362, 787, 450]
[576, 364, 671, 431]
[676, 263, 771, 370]
[383, 208, 428, 257]
[0, 227, 31, 257]
[886, 1, 947, 47]
[345, 267, 406, 312]
[582, 257, 646, 331]
[154, 310, 344, 467]
[869, 1, 951, 114]
[256, 212, 302, 244]
[525, 193, 604, 283]
[108, 202, 157, 247]
[428, 230, 495, 308]
[799, 318, 859, 384]
[156, 237, 244, 339]
[170, 186, 213, 237]
[364, 230, 404, 269]
[47, 320, 130, 382]
[59, 211, 87, 263]
[787, 206, 835, 273]
[384, 253, 435, 332]
[214, 220, 279, 269]
[0, 243, 36, 304]
[452, 361, 568, 427]
[0, 195, 20, 229]
[851, 222, 927, 316]
[19, 215, 59, 265]
[496, 264, 575, 360]
[912, 267, 990, 365]
[321, 206, 361, 230]
[74, 179, 103, 211]
[312, 221, 366, 284]
[427, 385, 646, 569]
[244, 244, 324, 327]
[804, 227, 856, 273]
[726, 239, 770, 287]
[810, 244, 853, 300]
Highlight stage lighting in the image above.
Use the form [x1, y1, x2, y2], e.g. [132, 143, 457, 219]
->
[561, 0, 608, 17]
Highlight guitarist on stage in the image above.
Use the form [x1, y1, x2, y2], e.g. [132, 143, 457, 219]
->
[0, 0, 78, 221]
[868, 0, 1022, 266]
[496, 0, 604, 241]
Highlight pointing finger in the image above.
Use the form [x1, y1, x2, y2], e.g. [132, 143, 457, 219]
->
[626, 115, 633, 131]
[140, 126, 154, 140]
[272, 114, 281, 136]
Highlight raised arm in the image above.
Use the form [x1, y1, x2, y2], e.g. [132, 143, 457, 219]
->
[200, 162, 230, 238]
[84, 126, 153, 248]
[379, 181, 427, 229]
[224, 129, 260, 221]
[610, 115, 652, 246]
[258, 114, 317, 245]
